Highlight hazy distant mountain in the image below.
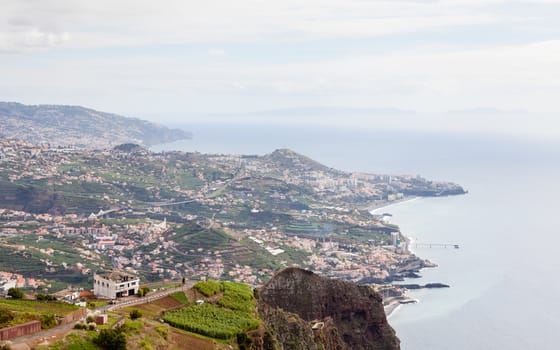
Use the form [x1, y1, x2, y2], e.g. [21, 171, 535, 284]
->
[243, 106, 413, 117]
[0, 102, 191, 148]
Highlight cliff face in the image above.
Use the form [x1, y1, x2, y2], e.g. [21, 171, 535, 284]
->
[258, 268, 400, 350]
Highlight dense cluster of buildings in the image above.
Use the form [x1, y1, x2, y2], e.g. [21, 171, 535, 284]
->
[0, 139, 455, 292]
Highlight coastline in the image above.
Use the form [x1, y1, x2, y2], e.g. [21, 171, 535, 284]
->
[369, 196, 425, 319]
[369, 196, 420, 215]
[385, 303, 401, 319]
[369, 196, 421, 256]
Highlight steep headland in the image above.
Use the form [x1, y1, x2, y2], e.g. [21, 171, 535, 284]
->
[258, 267, 400, 350]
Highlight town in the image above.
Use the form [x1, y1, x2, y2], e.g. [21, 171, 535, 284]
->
[0, 138, 464, 294]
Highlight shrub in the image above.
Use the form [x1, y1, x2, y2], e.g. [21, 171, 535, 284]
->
[39, 314, 58, 329]
[86, 316, 95, 323]
[7, 288, 23, 299]
[237, 332, 253, 350]
[0, 307, 15, 326]
[138, 286, 151, 297]
[88, 323, 97, 331]
[74, 322, 87, 330]
[130, 309, 142, 320]
[36, 293, 57, 301]
[155, 325, 168, 340]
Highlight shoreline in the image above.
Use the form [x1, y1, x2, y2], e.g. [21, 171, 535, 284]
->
[369, 196, 421, 256]
[385, 303, 401, 318]
[368, 196, 420, 215]
[370, 196, 426, 319]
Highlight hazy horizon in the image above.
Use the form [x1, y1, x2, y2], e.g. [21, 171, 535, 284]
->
[2, 0, 560, 140]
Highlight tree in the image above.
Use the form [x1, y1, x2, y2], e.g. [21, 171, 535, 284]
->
[7, 288, 23, 299]
[94, 328, 127, 350]
[138, 286, 150, 297]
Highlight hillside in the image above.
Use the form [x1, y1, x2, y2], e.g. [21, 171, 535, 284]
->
[21, 271, 398, 350]
[0, 138, 464, 290]
[0, 102, 191, 148]
[265, 148, 342, 175]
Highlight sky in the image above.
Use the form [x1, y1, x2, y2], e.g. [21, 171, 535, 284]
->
[1, 0, 560, 138]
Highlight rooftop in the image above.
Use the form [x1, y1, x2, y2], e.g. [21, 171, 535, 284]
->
[96, 271, 138, 283]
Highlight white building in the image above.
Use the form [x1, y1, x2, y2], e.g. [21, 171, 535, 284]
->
[391, 232, 399, 246]
[93, 271, 139, 299]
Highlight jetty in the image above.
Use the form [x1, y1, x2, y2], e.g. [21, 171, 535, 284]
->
[412, 243, 460, 249]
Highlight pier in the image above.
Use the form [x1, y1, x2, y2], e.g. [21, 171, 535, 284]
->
[413, 243, 460, 249]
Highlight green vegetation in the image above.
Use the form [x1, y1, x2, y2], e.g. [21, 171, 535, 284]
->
[163, 303, 259, 340]
[0, 307, 15, 327]
[0, 299, 80, 329]
[194, 280, 223, 297]
[87, 301, 108, 309]
[169, 291, 189, 305]
[49, 332, 100, 350]
[7, 287, 24, 299]
[155, 325, 168, 340]
[165, 280, 259, 340]
[130, 309, 142, 320]
[217, 282, 255, 313]
[94, 327, 127, 350]
[138, 286, 151, 297]
[36, 293, 57, 301]
[0, 233, 110, 290]
[124, 319, 143, 331]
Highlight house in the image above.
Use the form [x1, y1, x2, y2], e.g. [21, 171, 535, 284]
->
[93, 271, 139, 299]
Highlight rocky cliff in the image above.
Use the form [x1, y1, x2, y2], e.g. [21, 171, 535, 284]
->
[258, 268, 400, 350]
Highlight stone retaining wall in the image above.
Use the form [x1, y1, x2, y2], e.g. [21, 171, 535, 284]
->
[59, 308, 87, 325]
[0, 321, 41, 340]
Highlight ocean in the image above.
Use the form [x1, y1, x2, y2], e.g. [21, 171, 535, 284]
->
[153, 121, 560, 349]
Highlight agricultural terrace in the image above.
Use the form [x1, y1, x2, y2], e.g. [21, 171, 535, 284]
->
[0, 299, 80, 329]
[163, 281, 259, 339]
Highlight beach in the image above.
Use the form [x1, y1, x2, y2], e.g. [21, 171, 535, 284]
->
[369, 196, 420, 214]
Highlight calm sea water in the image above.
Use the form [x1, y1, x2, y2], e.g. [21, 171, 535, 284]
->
[154, 122, 560, 349]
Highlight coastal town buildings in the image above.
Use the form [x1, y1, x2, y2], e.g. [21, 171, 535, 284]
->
[93, 271, 139, 299]
[0, 139, 461, 291]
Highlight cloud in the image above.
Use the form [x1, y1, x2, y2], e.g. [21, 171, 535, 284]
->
[208, 49, 226, 57]
[1, 0, 560, 139]
[0, 0, 524, 52]
[0, 30, 69, 53]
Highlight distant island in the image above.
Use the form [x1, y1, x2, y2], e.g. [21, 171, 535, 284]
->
[0, 102, 191, 149]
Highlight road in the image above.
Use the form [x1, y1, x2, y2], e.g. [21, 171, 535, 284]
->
[104, 283, 194, 312]
[10, 283, 195, 348]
